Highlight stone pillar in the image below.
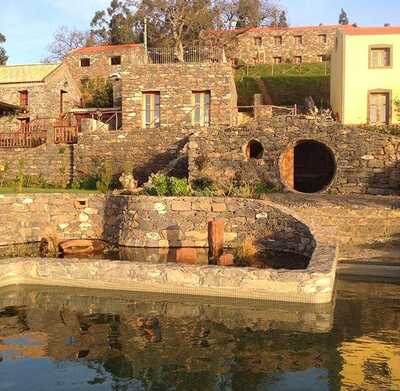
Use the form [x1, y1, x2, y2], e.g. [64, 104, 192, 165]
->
[208, 219, 225, 260]
[254, 93, 263, 107]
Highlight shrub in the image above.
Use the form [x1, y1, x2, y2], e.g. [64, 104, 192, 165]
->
[0, 161, 9, 187]
[169, 177, 191, 196]
[146, 174, 192, 196]
[81, 77, 113, 108]
[234, 236, 259, 265]
[70, 174, 100, 190]
[192, 177, 216, 197]
[15, 160, 25, 192]
[96, 160, 114, 193]
[23, 175, 55, 189]
[147, 173, 170, 196]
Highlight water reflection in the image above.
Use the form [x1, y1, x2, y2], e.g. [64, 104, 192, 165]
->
[0, 280, 398, 390]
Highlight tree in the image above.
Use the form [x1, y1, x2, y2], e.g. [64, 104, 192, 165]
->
[232, 0, 282, 28]
[90, 0, 138, 44]
[278, 10, 288, 27]
[133, 0, 219, 59]
[0, 33, 8, 65]
[339, 8, 349, 25]
[44, 26, 90, 62]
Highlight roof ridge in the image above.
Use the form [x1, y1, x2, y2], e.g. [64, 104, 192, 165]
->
[0, 63, 61, 68]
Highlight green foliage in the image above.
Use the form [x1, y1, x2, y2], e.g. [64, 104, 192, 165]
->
[70, 174, 100, 190]
[262, 76, 330, 108]
[146, 173, 171, 196]
[146, 174, 192, 196]
[0, 161, 9, 187]
[169, 177, 191, 196]
[96, 160, 114, 193]
[191, 177, 216, 197]
[16, 160, 25, 193]
[81, 77, 113, 108]
[0, 32, 7, 65]
[23, 175, 55, 189]
[90, 0, 138, 44]
[236, 77, 260, 107]
[235, 63, 330, 107]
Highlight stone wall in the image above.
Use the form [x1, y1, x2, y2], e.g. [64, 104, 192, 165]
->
[0, 64, 81, 131]
[121, 63, 238, 129]
[0, 143, 71, 187]
[235, 26, 338, 64]
[64, 44, 144, 85]
[188, 117, 400, 195]
[0, 194, 337, 303]
[74, 126, 191, 183]
[0, 194, 314, 257]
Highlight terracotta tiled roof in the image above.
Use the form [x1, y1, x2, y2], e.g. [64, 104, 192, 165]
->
[208, 24, 348, 36]
[69, 43, 141, 55]
[343, 26, 400, 35]
[248, 24, 345, 33]
[0, 63, 61, 84]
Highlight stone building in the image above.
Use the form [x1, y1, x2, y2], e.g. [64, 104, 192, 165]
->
[205, 25, 346, 65]
[121, 62, 238, 130]
[63, 43, 144, 85]
[0, 63, 80, 131]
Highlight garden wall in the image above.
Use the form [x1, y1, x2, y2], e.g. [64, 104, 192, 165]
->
[0, 194, 314, 256]
[188, 117, 400, 195]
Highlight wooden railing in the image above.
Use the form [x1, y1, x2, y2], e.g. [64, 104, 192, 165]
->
[54, 125, 78, 144]
[0, 130, 47, 148]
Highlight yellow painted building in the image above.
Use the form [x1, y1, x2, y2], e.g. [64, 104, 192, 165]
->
[331, 27, 400, 125]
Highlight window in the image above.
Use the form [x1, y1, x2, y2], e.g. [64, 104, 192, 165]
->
[274, 36, 283, 46]
[142, 92, 160, 128]
[19, 90, 28, 108]
[246, 139, 264, 160]
[369, 92, 390, 125]
[294, 35, 303, 45]
[294, 56, 302, 64]
[369, 47, 391, 68]
[273, 56, 282, 64]
[319, 34, 327, 44]
[80, 58, 90, 67]
[192, 91, 210, 127]
[254, 37, 262, 46]
[111, 56, 121, 65]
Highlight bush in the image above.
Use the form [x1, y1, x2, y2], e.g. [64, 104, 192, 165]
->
[169, 177, 191, 196]
[146, 174, 192, 196]
[147, 173, 170, 196]
[23, 175, 55, 189]
[70, 174, 99, 190]
[96, 160, 114, 193]
[81, 77, 113, 108]
[192, 177, 216, 197]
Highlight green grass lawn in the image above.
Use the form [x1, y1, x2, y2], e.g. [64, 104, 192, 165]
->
[235, 62, 330, 80]
[0, 187, 100, 194]
[235, 63, 331, 107]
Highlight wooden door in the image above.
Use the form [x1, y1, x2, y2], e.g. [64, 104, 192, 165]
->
[281, 147, 294, 189]
[369, 93, 389, 125]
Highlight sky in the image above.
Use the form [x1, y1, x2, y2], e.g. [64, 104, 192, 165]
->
[1, 0, 400, 64]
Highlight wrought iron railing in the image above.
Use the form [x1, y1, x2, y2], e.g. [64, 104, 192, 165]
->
[137, 47, 225, 65]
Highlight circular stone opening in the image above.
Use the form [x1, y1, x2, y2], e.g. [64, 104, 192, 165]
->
[245, 139, 264, 159]
[280, 140, 336, 193]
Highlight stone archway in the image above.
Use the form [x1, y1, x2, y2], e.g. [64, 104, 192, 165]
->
[280, 140, 336, 193]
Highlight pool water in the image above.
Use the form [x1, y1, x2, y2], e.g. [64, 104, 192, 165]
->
[0, 242, 310, 270]
[0, 279, 399, 391]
